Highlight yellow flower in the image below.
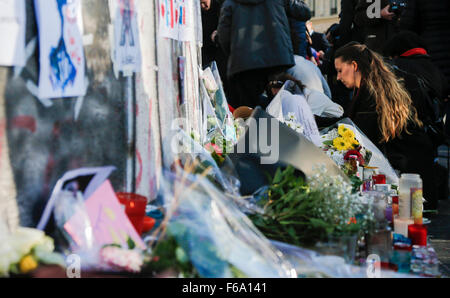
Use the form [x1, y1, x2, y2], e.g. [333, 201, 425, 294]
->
[333, 137, 351, 151]
[338, 125, 349, 136]
[19, 255, 38, 274]
[351, 138, 360, 147]
[344, 135, 359, 148]
[342, 129, 355, 140]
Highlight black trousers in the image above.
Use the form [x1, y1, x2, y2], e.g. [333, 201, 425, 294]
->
[228, 66, 288, 108]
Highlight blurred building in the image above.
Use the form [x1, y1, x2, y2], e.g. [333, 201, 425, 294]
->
[305, 0, 341, 32]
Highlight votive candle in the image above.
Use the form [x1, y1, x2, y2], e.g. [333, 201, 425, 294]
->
[394, 217, 414, 237]
[408, 224, 427, 246]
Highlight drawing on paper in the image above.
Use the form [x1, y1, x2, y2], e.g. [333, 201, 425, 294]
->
[119, 0, 135, 47]
[35, 0, 86, 99]
[49, 0, 77, 91]
[112, 0, 141, 75]
[159, 0, 197, 42]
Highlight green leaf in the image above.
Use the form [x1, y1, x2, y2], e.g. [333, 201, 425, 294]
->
[273, 168, 283, 184]
[309, 218, 330, 229]
[127, 237, 136, 250]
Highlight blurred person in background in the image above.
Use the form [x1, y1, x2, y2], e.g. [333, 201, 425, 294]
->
[217, 0, 311, 108]
[306, 21, 331, 53]
[384, 31, 449, 205]
[354, 0, 401, 53]
[336, 0, 364, 48]
[398, 0, 450, 138]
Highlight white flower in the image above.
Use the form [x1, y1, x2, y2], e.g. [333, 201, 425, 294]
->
[100, 246, 144, 273]
[0, 223, 58, 277]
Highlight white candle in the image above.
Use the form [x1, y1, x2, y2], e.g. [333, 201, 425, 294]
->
[394, 217, 414, 237]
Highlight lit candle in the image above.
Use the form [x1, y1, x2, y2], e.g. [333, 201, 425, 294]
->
[408, 224, 427, 246]
[394, 217, 414, 237]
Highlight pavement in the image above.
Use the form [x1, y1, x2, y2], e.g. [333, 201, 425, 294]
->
[427, 145, 450, 277]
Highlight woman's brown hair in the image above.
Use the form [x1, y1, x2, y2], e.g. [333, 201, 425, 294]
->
[335, 42, 422, 142]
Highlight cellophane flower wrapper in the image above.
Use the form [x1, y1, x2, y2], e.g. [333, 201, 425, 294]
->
[270, 240, 418, 278]
[201, 63, 237, 144]
[159, 171, 297, 278]
[53, 191, 145, 273]
[53, 190, 103, 269]
[166, 127, 241, 196]
[320, 118, 399, 184]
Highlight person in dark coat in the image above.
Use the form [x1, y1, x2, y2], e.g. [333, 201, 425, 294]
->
[320, 24, 353, 111]
[334, 42, 438, 210]
[217, 0, 311, 108]
[290, 20, 309, 58]
[383, 31, 448, 112]
[306, 21, 331, 53]
[202, 0, 223, 67]
[354, 0, 399, 53]
[201, 0, 232, 101]
[384, 31, 449, 204]
[336, 0, 364, 48]
[398, 0, 450, 99]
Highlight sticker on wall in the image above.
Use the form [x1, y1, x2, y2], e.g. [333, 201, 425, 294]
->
[109, 0, 141, 77]
[159, 0, 197, 42]
[34, 0, 86, 99]
[0, 0, 26, 67]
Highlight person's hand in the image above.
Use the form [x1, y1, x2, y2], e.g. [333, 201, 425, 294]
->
[200, 0, 211, 10]
[318, 50, 325, 59]
[211, 30, 218, 43]
[381, 5, 395, 21]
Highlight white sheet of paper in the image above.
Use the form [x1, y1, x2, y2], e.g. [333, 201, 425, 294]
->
[0, 0, 26, 67]
[35, 0, 86, 99]
[111, 0, 141, 75]
[159, 0, 196, 42]
[267, 90, 322, 146]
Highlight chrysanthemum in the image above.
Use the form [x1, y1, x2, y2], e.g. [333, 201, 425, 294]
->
[333, 137, 351, 151]
[338, 125, 349, 136]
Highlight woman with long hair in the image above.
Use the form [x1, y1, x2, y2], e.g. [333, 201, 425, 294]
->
[334, 42, 438, 210]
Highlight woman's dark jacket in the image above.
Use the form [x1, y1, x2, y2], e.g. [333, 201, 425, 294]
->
[217, 0, 311, 78]
[347, 83, 437, 206]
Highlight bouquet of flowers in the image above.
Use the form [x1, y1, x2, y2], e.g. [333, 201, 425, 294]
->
[249, 166, 375, 247]
[0, 221, 65, 277]
[320, 124, 372, 176]
[320, 118, 399, 184]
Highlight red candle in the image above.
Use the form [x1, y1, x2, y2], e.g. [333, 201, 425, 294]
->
[372, 174, 386, 185]
[408, 224, 427, 246]
[142, 216, 156, 233]
[116, 192, 148, 235]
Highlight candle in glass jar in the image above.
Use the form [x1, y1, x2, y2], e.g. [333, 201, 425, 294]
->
[394, 217, 414, 237]
[373, 174, 386, 185]
[408, 224, 427, 246]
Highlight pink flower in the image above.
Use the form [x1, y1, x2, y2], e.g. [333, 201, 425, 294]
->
[100, 246, 143, 273]
[204, 143, 223, 156]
